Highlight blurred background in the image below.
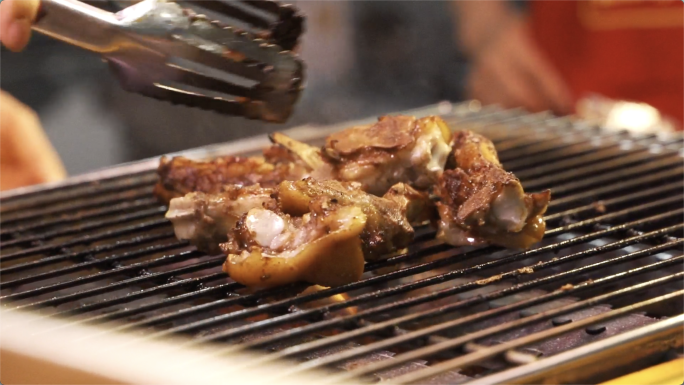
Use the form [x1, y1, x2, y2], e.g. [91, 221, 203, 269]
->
[1, 0, 681, 179]
[0, 1, 469, 176]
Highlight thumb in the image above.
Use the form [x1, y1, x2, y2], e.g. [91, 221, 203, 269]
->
[0, 0, 40, 52]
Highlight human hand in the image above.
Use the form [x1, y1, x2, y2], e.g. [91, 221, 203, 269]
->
[0, 0, 40, 51]
[0, 0, 66, 191]
[0, 91, 66, 191]
[466, 17, 573, 115]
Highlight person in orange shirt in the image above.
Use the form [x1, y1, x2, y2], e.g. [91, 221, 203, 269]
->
[0, 0, 66, 191]
[452, 0, 683, 127]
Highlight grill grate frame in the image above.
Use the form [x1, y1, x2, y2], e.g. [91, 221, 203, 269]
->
[1, 103, 682, 384]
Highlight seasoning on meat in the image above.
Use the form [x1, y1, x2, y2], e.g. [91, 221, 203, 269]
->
[154, 146, 309, 204]
[434, 130, 551, 249]
[270, 115, 453, 195]
[220, 178, 421, 288]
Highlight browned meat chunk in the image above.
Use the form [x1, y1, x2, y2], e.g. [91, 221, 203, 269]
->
[154, 147, 308, 204]
[271, 115, 453, 195]
[435, 131, 550, 249]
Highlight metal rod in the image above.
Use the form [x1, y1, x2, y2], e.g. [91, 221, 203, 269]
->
[0, 198, 159, 236]
[0, 207, 167, 248]
[78, 280, 244, 325]
[548, 156, 682, 196]
[70, 186, 682, 334]
[514, 143, 642, 180]
[0, 239, 184, 289]
[154, 211, 680, 340]
[279, 243, 683, 373]
[2, 248, 204, 302]
[219, 230, 683, 354]
[545, 181, 683, 222]
[0, 172, 156, 213]
[522, 151, 669, 190]
[0, 231, 176, 276]
[10, 252, 220, 309]
[549, 167, 682, 209]
[390, 289, 684, 384]
[56, 271, 227, 317]
[0, 187, 154, 225]
[0, 219, 170, 261]
[499, 132, 627, 166]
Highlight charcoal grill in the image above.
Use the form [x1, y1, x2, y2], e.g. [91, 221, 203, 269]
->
[1, 102, 683, 384]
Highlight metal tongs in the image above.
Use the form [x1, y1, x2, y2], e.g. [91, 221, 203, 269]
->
[32, 0, 305, 122]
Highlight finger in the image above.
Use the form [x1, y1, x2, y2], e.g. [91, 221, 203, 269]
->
[518, 40, 574, 115]
[0, 92, 66, 190]
[471, 61, 531, 112]
[481, 52, 549, 112]
[467, 63, 514, 109]
[0, 166, 48, 191]
[0, 0, 40, 52]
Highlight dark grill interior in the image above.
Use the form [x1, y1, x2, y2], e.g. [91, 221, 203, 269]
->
[1, 105, 683, 384]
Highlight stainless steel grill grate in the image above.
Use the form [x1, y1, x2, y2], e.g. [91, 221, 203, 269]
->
[1, 103, 682, 384]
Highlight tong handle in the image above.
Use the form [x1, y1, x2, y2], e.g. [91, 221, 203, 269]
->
[32, 0, 119, 52]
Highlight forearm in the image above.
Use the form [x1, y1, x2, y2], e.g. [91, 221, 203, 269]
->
[451, 0, 521, 57]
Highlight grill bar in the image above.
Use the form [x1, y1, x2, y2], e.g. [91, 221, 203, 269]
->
[0, 239, 183, 289]
[39, 182, 679, 334]
[513, 143, 648, 180]
[0, 172, 156, 213]
[244, 236, 683, 357]
[544, 181, 682, 222]
[279, 243, 682, 372]
[11, 251, 217, 308]
[531, 155, 681, 194]
[80, 280, 244, 324]
[0, 219, 170, 261]
[301, 277, 684, 384]
[0, 198, 159, 236]
[0, 103, 681, 385]
[488, 129, 596, 156]
[500, 132, 631, 168]
[521, 151, 672, 190]
[390, 289, 683, 384]
[507, 135, 660, 175]
[0, 231, 176, 276]
[548, 167, 683, 209]
[55, 271, 227, 317]
[156, 210, 680, 340]
[0, 207, 167, 248]
[10, 185, 678, 326]
[1, 187, 154, 225]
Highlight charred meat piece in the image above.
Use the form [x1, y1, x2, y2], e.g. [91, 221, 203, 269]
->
[383, 182, 438, 225]
[218, 178, 422, 288]
[164, 179, 423, 261]
[271, 115, 453, 195]
[222, 202, 367, 289]
[154, 148, 308, 204]
[163, 178, 421, 288]
[276, 178, 418, 260]
[164, 185, 276, 254]
[435, 131, 550, 249]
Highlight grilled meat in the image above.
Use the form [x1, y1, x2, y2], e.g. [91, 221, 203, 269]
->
[435, 131, 551, 249]
[271, 115, 453, 195]
[222, 202, 367, 289]
[159, 115, 552, 290]
[154, 147, 308, 204]
[164, 185, 276, 254]
[219, 178, 422, 288]
[277, 178, 420, 260]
